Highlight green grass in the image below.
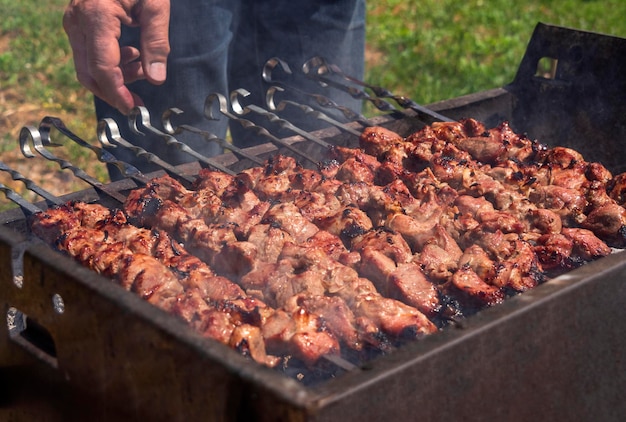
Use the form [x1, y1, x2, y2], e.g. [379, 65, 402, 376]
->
[0, 0, 94, 119]
[0, 0, 103, 209]
[365, 0, 626, 105]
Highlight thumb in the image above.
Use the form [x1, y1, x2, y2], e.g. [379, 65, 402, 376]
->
[137, 0, 171, 84]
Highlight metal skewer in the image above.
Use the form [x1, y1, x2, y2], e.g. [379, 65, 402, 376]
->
[19, 125, 128, 204]
[262, 57, 373, 125]
[229, 88, 331, 148]
[161, 108, 265, 166]
[0, 160, 63, 206]
[97, 118, 197, 186]
[39, 116, 149, 185]
[204, 92, 321, 166]
[296, 57, 400, 114]
[129, 106, 236, 176]
[303, 56, 455, 123]
[265, 86, 364, 136]
[0, 182, 42, 216]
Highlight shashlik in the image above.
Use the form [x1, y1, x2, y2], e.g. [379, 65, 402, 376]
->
[28, 118, 626, 370]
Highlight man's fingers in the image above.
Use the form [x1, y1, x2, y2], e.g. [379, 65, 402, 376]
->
[62, 0, 169, 114]
[120, 46, 145, 83]
[121, 45, 141, 64]
[63, 10, 98, 93]
[121, 60, 145, 84]
[86, 22, 138, 113]
[63, 2, 133, 112]
[136, 0, 171, 84]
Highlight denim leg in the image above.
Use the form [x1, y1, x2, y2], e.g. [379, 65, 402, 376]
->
[228, 0, 366, 148]
[96, 0, 239, 179]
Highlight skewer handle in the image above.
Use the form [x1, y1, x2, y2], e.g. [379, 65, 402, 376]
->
[129, 107, 236, 176]
[97, 118, 196, 185]
[303, 56, 454, 122]
[205, 92, 321, 166]
[20, 125, 127, 204]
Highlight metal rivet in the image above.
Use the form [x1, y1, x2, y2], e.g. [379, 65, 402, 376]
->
[52, 294, 65, 314]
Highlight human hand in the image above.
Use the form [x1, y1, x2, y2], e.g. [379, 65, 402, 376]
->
[63, 0, 171, 114]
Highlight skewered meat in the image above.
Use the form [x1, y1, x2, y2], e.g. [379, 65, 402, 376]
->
[29, 117, 626, 372]
[30, 202, 342, 367]
[124, 175, 436, 347]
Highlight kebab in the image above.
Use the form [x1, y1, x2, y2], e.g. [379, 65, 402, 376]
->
[357, 120, 618, 259]
[123, 177, 438, 346]
[123, 121, 614, 317]
[27, 118, 626, 368]
[30, 201, 343, 366]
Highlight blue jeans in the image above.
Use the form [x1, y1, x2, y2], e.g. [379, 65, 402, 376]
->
[97, 0, 366, 179]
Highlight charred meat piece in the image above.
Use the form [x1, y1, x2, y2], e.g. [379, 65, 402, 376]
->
[262, 202, 320, 244]
[447, 266, 504, 309]
[582, 203, 626, 247]
[278, 242, 438, 338]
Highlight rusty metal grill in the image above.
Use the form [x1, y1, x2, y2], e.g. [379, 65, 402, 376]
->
[2, 23, 626, 421]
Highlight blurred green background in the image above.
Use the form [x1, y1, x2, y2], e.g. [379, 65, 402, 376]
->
[1, 0, 625, 199]
[366, 0, 626, 105]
